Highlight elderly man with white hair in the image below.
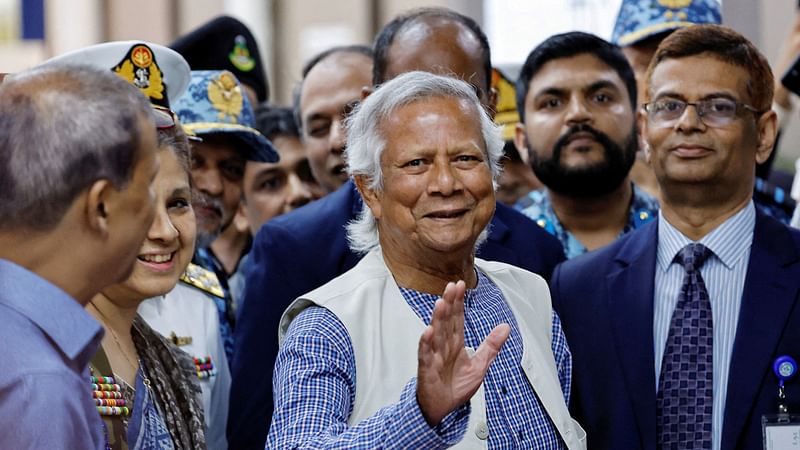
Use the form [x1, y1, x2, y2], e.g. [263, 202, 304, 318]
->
[267, 71, 586, 449]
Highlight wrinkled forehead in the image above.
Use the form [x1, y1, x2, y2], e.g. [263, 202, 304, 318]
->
[376, 96, 487, 164]
[379, 95, 482, 131]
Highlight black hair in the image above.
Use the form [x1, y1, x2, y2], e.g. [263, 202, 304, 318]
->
[255, 104, 300, 140]
[516, 31, 637, 121]
[372, 7, 491, 89]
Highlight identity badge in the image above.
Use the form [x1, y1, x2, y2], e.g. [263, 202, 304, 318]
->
[763, 423, 800, 449]
[763, 356, 800, 450]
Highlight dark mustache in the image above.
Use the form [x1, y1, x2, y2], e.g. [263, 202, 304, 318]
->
[552, 124, 611, 159]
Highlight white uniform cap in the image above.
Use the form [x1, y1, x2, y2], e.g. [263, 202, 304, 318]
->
[44, 40, 190, 107]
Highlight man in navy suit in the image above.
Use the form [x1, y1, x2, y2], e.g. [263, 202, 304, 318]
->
[551, 25, 800, 450]
[227, 8, 566, 449]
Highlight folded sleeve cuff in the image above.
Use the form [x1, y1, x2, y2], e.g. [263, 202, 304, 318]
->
[386, 378, 470, 449]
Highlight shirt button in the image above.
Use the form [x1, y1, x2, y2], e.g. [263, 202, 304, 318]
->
[475, 421, 489, 440]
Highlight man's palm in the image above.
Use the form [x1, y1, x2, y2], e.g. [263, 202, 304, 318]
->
[417, 280, 511, 426]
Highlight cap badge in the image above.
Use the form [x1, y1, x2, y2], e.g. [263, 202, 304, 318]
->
[229, 35, 256, 72]
[114, 44, 167, 107]
[208, 70, 243, 122]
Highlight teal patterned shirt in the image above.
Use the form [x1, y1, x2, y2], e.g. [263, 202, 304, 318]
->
[515, 184, 659, 259]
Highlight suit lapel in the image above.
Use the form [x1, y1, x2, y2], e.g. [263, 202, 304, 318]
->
[483, 207, 516, 264]
[606, 221, 659, 449]
[342, 183, 367, 272]
[348, 181, 364, 216]
[721, 213, 800, 450]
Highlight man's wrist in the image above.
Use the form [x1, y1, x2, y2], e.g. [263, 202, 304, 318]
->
[391, 379, 469, 448]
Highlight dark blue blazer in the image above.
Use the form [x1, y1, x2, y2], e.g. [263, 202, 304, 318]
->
[550, 211, 800, 450]
[227, 180, 566, 449]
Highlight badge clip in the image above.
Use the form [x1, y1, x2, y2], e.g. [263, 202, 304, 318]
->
[762, 356, 800, 449]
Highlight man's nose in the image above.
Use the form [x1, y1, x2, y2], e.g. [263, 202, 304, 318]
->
[285, 174, 315, 210]
[565, 96, 592, 125]
[428, 160, 463, 196]
[329, 119, 347, 155]
[674, 103, 707, 132]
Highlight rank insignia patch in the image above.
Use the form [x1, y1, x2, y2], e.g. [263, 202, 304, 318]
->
[169, 331, 193, 346]
[229, 35, 256, 72]
[113, 44, 168, 108]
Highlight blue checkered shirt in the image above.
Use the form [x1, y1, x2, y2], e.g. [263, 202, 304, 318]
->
[268, 269, 571, 449]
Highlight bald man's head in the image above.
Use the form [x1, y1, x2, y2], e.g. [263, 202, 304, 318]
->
[372, 8, 492, 107]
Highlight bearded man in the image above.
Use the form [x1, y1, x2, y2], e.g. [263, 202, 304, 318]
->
[515, 32, 659, 258]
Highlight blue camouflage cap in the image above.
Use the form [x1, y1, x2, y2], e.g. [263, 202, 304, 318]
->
[173, 70, 278, 162]
[611, 0, 721, 47]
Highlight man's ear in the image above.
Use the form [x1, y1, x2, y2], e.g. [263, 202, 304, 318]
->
[233, 201, 250, 234]
[85, 179, 113, 235]
[513, 123, 530, 165]
[361, 86, 373, 101]
[354, 175, 381, 220]
[755, 110, 778, 165]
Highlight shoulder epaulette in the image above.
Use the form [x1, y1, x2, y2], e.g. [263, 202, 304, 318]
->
[180, 262, 225, 298]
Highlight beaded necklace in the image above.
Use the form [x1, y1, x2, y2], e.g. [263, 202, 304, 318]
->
[90, 372, 130, 416]
[88, 303, 155, 418]
[88, 301, 135, 419]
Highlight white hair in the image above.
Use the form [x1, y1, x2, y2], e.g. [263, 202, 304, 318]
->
[344, 70, 504, 254]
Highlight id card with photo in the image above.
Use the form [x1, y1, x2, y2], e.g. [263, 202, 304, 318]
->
[763, 415, 800, 450]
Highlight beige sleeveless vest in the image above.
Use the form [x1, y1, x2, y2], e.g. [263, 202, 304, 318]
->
[280, 249, 586, 449]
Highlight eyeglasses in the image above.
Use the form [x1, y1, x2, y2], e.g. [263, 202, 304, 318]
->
[152, 105, 177, 130]
[643, 97, 762, 128]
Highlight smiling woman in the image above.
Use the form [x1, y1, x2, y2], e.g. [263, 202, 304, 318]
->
[85, 117, 207, 450]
